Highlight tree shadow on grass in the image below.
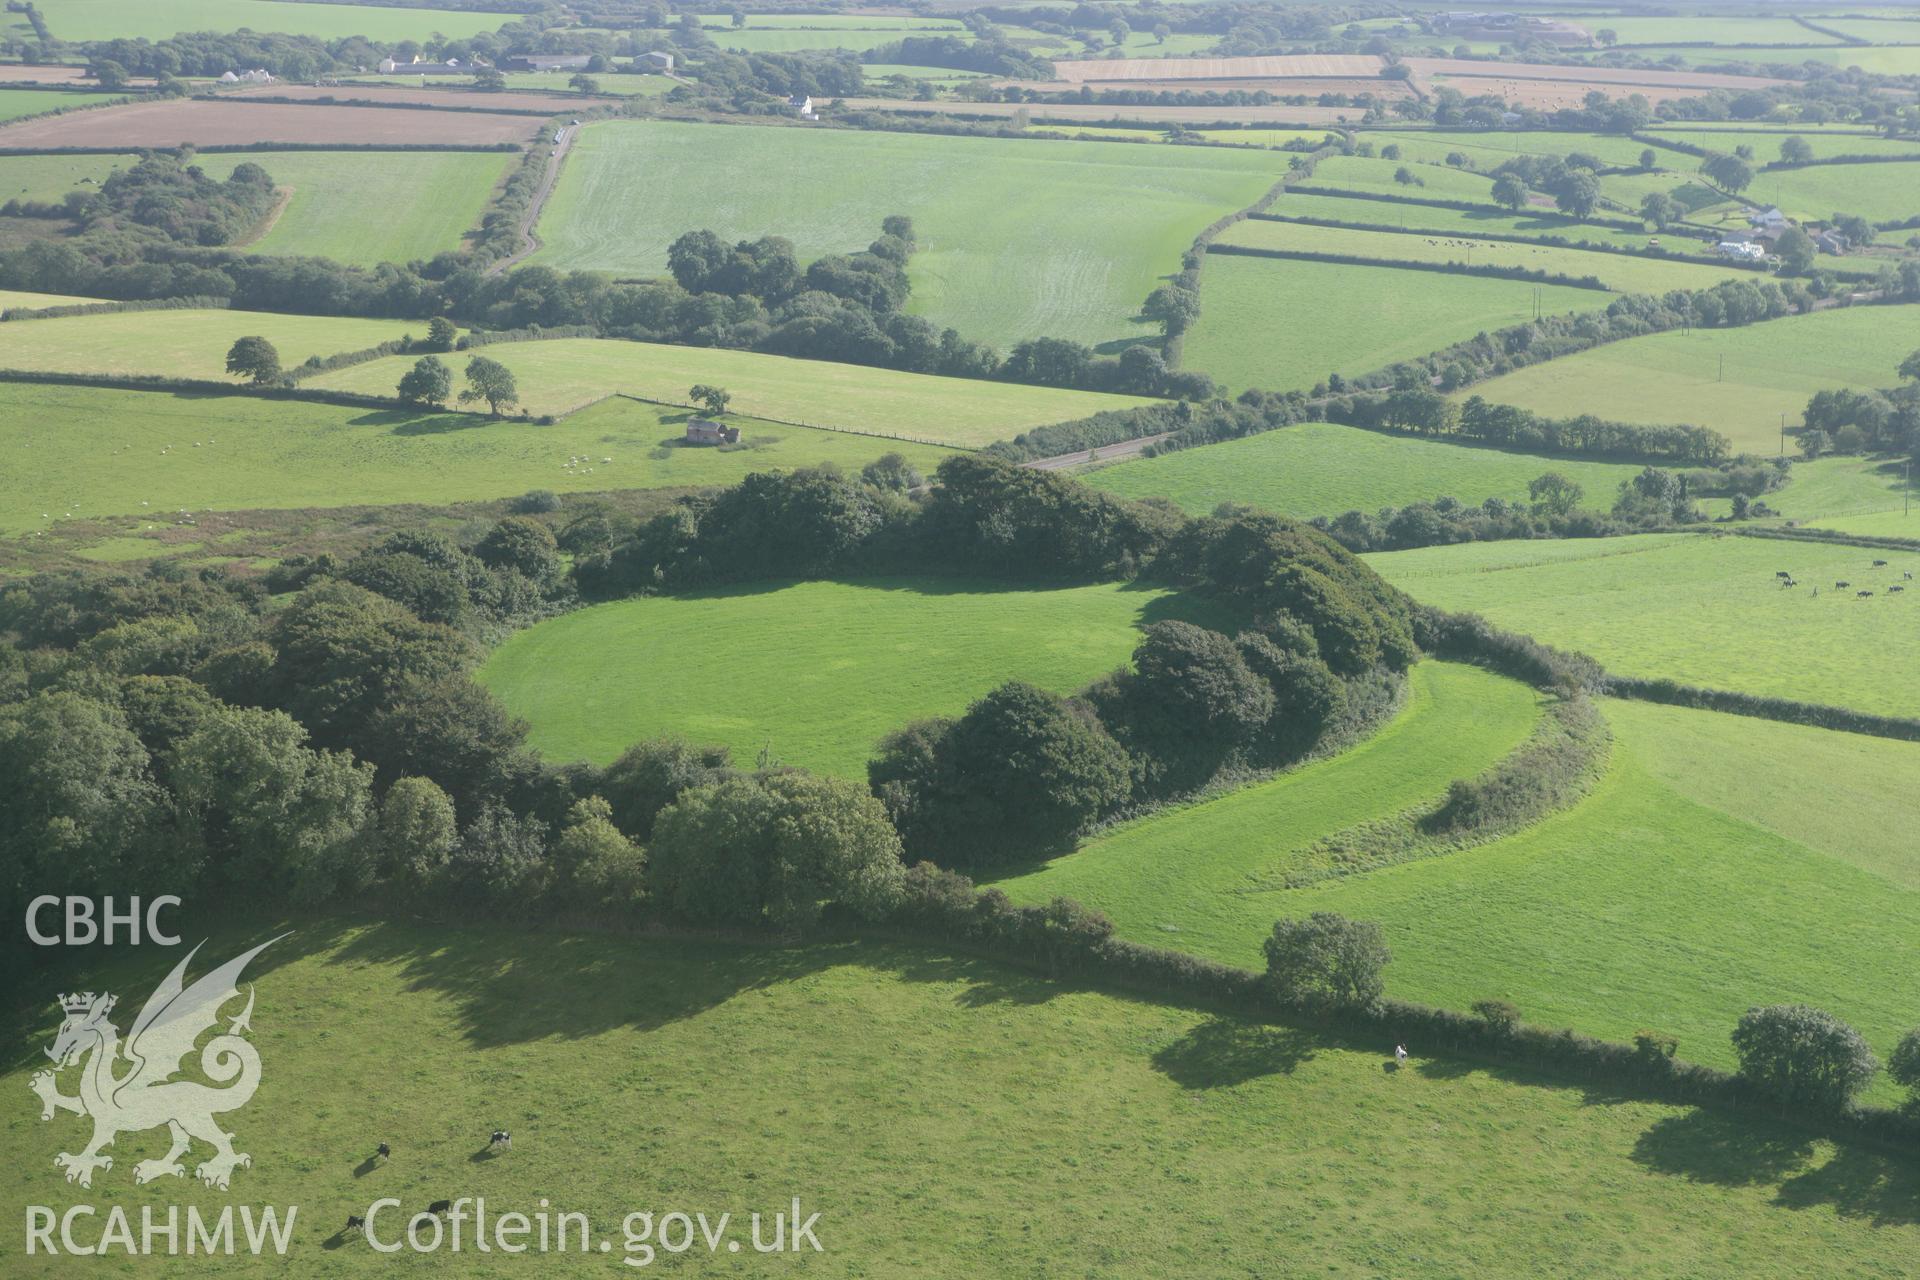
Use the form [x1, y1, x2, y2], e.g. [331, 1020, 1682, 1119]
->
[1150, 1016, 1316, 1090]
[378, 410, 495, 436]
[0, 912, 362, 1072]
[880, 950, 1066, 1009]
[320, 918, 848, 1049]
[1773, 1140, 1920, 1227]
[1632, 1108, 1920, 1226]
[1629, 1109, 1816, 1188]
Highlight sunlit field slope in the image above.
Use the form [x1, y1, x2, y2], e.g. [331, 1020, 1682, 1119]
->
[5, 919, 1912, 1276]
[0, 307, 421, 380]
[310, 338, 1155, 441]
[1298, 699, 1920, 1098]
[1183, 254, 1609, 391]
[31, 0, 507, 41]
[1456, 306, 1920, 454]
[1082, 422, 1643, 516]
[529, 120, 1289, 347]
[1368, 533, 1920, 719]
[0, 384, 961, 532]
[199, 150, 513, 266]
[481, 577, 1241, 777]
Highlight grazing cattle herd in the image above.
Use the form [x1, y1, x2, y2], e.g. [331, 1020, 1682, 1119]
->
[1778, 558, 1912, 600]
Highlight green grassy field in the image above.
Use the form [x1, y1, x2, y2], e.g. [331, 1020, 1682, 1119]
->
[0, 287, 102, 310]
[1645, 43, 1920, 75]
[1598, 169, 1732, 216]
[0, 384, 963, 533]
[6, 918, 1913, 1277]
[528, 120, 1289, 347]
[1272, 189, 1691, 254]
[1456, 305, 1920, 454]
[0, 152, 128, 202]
[1763, 455, 1918, 522]
[33, 0, 508, 41]
[1294, 154, 1501, 203]
[0, 88, 123, 121]
[1367, 532, 1920, 719]
[1215, 218, 1750, 292]
[0, 306, 423, 381]
[991, 662, 1543, 947]
[994, 662, 1920, 1099]
[1731, 158, 1920, 223]
[196, 150, 513, 267]
[1802, 507, 1920, 540]
[1365, 129, 1656, 170]
[1082, 421, 1643, 517]
[1590, 15, 1840, 44]
[1645, 128, 1920, 161]
[1183, 254, 1610, 392]
[309, 337, 1154, 442]
[480, 577, 1236, 776]
[1298, 698, 1920, 1099]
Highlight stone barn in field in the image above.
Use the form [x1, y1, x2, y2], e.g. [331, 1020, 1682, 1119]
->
[686, 418, 741, 445]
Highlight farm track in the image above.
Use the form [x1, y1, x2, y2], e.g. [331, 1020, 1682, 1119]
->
[1022, 433, 1171, 470]
[490, 122, 573, 276]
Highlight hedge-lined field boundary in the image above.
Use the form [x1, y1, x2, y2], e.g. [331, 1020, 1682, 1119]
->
[0, 294, 230, 321]
[1207, 242, 1612, 290]
[860, 875, 1920, 1159]
[1271, 693, 1610, 888]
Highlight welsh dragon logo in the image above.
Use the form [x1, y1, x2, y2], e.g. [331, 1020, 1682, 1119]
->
[30, 935, 285, 1191]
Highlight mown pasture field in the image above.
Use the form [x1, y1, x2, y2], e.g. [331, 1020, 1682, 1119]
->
[1367, 532, 1920, 719]
[1293, 153, 1501, 202]
[994, 664, 1920, 1100]
[0, 151, 127, 202]
[1214, 218, 1751, 292]
[0, 384, 964, 534]
[480, 577, 1237, 776]
[1269, 189, 1687, 254]
[1181, 254, 1609, 392]
[0, 88, 124, 121]
[0, 287, 103, 310]
[992, 662, 1541, 943]
[31, 0, 508, 41]
[1455, 305, 1920, 453]
[1299, 698, 1920, 1101]
[1644, 127, 1920, 161]
[7, 918, 1912, 1277]
[1761, 455, 1918, 523]
[1645, 44, 1920, 75]
[1362, 129, 1656, 170]
[1585, 15, 1840, 44]
[1082, 421, 1644, 517]
[310, 337, 1156, 442]
[1800, 507, 1920, 540]
[195, 150, 514, 266]
[0, 305, 422, 381]
[1728, 158, 1920, 223]
[528, 121, 1290, 347]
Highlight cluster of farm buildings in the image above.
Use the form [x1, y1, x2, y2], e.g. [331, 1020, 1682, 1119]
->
[1715, 206, 1853, 261]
